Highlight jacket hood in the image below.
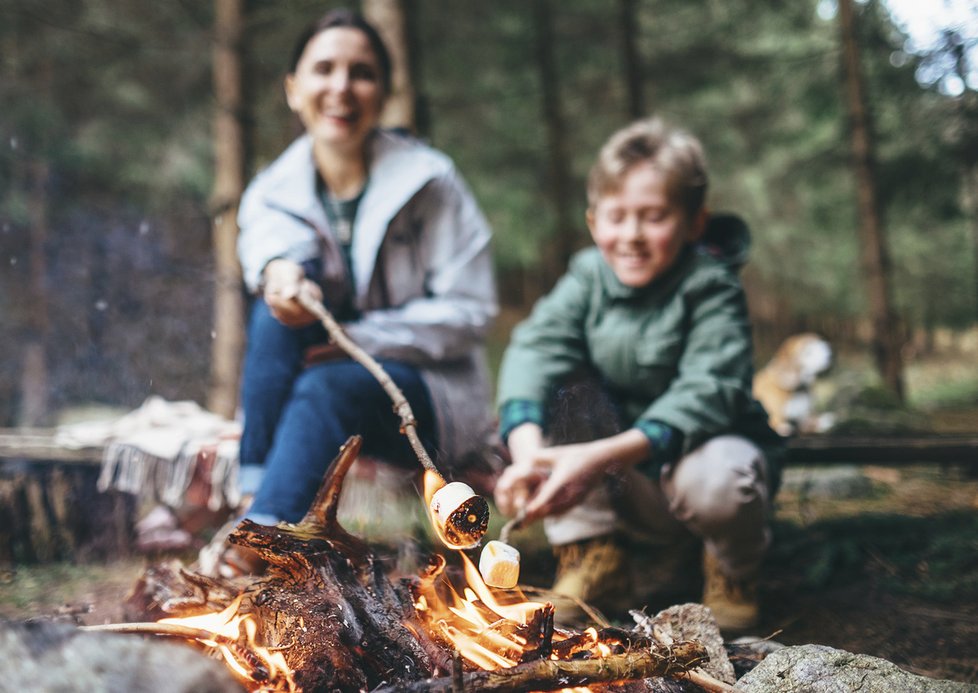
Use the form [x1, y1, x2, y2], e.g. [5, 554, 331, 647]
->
[696, 212, 751, 271]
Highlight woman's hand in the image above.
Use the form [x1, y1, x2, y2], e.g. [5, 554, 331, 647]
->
[262, 259, 322, 327]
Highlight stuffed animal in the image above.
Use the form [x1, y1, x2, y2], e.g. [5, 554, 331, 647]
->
[753, 333, 834, 436]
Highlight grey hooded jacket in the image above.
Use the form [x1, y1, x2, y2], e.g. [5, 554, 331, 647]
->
[237, 130, 498, 465]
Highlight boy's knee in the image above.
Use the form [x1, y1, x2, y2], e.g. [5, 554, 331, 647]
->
[671, 436, 768, 525]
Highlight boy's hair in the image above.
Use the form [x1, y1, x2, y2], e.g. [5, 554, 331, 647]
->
[587, 117, 708, 218]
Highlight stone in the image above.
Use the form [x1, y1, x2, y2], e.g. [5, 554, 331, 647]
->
[736, 643, 977, 692]
[0, 619, 243, 693]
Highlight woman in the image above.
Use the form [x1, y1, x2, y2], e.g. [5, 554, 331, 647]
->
[235, 9, 497, 529]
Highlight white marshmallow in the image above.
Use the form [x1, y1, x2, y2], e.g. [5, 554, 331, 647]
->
[479, 540, 521, 588]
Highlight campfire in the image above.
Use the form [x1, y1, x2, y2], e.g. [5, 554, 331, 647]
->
[84, 301, 729, 691]
[92, 436, 729, 692]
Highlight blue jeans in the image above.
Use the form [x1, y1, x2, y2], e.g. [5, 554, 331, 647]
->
[239, 299, 437, 523]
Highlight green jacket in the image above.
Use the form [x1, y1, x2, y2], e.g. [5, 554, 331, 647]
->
[497, 214, 780, 466]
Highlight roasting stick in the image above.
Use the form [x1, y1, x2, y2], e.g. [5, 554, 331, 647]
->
[295, 290, 489, 550]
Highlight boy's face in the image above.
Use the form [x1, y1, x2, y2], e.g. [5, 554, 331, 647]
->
[587, 162, 705, 288]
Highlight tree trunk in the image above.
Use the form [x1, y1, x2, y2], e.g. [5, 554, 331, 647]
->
[208, 0, 246, 419]
[533, 0, 577, 289]
[966, 164, 978, 321]
[619, 0, 646, 119]
[837, 0, 904, 401]
[363, 0, 416, 132]
[19, 155, 51, 427]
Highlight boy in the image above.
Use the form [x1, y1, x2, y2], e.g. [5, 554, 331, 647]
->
[493, 118, 781, 632]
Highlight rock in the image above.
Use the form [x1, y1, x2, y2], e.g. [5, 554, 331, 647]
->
[0, 619, 243, 693]
[736, 643, 977, 692]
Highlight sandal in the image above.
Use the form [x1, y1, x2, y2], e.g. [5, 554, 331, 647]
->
[196, 520, 267, 578]
[217, 544, 267, 578]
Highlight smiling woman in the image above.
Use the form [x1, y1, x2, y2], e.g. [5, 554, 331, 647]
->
[228, 8, 498, 563]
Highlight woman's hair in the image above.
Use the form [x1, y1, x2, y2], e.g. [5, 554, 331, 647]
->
[288, 8, 392, 95]
[586, 117, 708, 218]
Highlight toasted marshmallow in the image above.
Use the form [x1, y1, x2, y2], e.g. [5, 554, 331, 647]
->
[429, 481, 489, 550]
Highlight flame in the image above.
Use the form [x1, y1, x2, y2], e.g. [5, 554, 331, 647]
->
[160, 596, 296, 692]
[419, 472, 610, 691]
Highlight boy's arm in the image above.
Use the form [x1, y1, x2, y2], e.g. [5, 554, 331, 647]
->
[495, 259, 593, 429]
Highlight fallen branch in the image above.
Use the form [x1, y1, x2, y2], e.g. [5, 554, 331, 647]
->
[372, 641, 727, 692]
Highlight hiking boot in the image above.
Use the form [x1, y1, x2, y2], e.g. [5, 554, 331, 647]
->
[549, 534, 632, 627]
[702, 549, 760, 634]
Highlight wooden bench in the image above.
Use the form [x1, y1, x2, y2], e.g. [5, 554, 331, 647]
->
[0, 429, 134, 564]
[785, 434, 978, 468]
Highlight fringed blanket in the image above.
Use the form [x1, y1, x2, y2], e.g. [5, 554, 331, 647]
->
[55, 396, 242, 511]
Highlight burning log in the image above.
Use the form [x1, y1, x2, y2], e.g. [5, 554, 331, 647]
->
[221, 436, 447, 691]
[373, 641, 709, 692]
[123, 436, 447, 691]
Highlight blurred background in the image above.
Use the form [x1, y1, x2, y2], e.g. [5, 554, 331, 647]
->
[2, 0, 976, 431]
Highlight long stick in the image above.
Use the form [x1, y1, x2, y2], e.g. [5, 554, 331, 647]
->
[296, 291, 443, 481]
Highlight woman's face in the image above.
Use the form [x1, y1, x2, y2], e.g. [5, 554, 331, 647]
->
[587, 162, 704, 288]
[285, 27, 385, 154]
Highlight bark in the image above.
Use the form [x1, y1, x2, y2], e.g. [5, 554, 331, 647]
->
[208, 0, 247, 419]
[363, 0, 416, 131]
[533, 0, 578, 290]
[837, 0, 904, 401]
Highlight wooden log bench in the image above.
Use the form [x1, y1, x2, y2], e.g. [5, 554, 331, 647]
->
[785, 434, 978, 468]
[0, 429, 135, 564]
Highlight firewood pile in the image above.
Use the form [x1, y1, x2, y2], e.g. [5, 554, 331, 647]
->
[93, 435, 737, 692]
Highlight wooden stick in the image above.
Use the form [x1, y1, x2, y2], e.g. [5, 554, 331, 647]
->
[296, 291, 444, 481]
[371, 641, 725, 693]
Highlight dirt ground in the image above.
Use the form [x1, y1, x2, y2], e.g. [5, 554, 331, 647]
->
[758, 464, 978, 685]
[2, 462, 977, 687]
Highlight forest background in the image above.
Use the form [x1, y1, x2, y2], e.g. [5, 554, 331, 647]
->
[2, 0, 977, 429]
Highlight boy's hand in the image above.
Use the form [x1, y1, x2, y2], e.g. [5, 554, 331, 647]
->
[521, 443, 608, 521]
[497, 429, 652, 521]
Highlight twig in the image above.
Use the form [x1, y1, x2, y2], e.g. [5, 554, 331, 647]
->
[81, 621, 224, 641]
[296, 291, 443, 482]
